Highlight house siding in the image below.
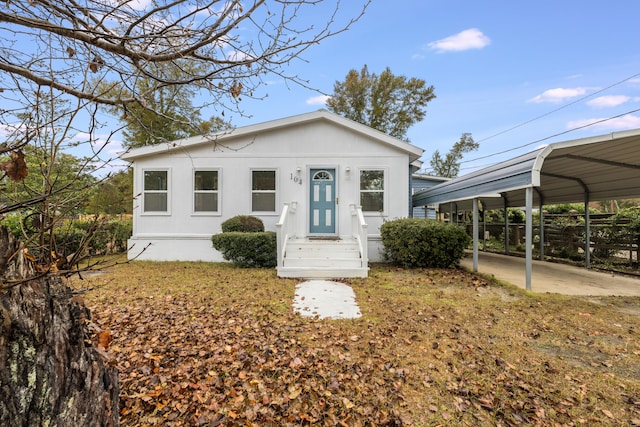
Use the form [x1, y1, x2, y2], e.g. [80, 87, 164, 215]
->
[411, 174, 448, 219]
[124, 112, 422, 263]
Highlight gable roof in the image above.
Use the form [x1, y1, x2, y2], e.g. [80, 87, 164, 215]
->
[120, 109, 424, 162]
[413, 128, 640, 210]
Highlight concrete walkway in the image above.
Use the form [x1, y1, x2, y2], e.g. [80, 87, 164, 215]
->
[460, 251, 640, 296]
[293, 280, 362, 319]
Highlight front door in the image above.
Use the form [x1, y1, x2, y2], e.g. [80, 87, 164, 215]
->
[309, 168, 336, 235]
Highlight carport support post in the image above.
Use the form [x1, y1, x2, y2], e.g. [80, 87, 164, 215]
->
[473, 198, 479, 272]
[585, 193, 591, 269]
[539, 194, 545, 260]
[525, 186, 533, 291]
[503, 196, 510, 254]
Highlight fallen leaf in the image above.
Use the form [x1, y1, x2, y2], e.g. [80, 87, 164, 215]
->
[601, 409, 614, 419]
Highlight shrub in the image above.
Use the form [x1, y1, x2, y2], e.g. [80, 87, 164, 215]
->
[54, 218, 132, 256]
[211, 231, 276, 268]
[0, 215, 132, 256]
[381, 218, 471, 268]
[221, 215, 264, 233]
[1, 215, 24, 237]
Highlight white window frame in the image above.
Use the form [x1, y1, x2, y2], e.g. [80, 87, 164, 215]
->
[251, 169, 278, 214]
[358, 168, 387, 215]
[192, 168, 221, 216]
[142, 168, 171, 215]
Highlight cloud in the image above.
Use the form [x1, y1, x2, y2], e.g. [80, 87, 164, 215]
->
[226, 50, 253, 61]
[71, 131, 125, 159]
[428, 28, 490, 53]
[306, 95, 330, 106]
[586, 95, 630, 108]
[567, 114, 640, 131]
[105, 0, 153, 11]
[528, 87, 588, 103]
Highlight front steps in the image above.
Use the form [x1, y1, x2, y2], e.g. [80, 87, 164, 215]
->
[277, 238, 368, 278]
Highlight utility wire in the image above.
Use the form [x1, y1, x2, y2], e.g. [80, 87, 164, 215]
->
[458, 71, 640, 165]
[474, 71, 640, 146]
[461, 106, 640, 165]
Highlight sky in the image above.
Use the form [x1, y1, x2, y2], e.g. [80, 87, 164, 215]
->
[221, 0, 640, 175]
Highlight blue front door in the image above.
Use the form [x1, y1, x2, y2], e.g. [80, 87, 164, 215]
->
[309, 168, 336, 234]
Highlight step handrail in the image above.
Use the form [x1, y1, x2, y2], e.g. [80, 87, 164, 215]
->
[276, 202, 297, 267]
[350, 204, 368, 266]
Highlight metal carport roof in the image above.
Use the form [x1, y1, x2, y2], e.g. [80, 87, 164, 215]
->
[412, 128, 640, 291]
[413, 128, 640, 211]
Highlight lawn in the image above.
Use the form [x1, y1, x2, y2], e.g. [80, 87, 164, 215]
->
[80, 261, 640, 426]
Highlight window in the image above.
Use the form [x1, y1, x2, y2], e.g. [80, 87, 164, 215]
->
[360, 169, 384, 212]
[194, 170, 219, 213]
[252, 170, 276, 212]
[143, 170, 168, 212]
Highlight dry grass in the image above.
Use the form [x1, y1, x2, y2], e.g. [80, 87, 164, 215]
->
[79, 260, 640, 426]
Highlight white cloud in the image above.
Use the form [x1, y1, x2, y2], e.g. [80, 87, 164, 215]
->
[586, 95, 630, 108]
[428, 28, 490, 53]
[226, 50, 253, 61]
[70, 131, 125, 159]
[128, 0, 153, 10]
[106, 0, 153, 11]
[306, 95, 330, 106]
[567, 114, 640, 131]
[528, 87, 588, 103]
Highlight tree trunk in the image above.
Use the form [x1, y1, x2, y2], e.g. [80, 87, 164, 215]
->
[0, 226, 119, 426]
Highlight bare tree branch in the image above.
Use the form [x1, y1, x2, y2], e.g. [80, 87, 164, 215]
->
[0, 0, 370, 109]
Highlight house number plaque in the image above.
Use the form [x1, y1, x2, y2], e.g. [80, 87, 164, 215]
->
[290, 173, 303, 185]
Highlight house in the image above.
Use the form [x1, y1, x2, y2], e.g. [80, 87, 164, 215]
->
[120, 110, 424, 278]
[411, 173, 449, 219]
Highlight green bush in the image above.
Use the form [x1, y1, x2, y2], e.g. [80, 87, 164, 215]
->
[0, 215, 132, 256]
[53, 218, 132, 256]
[1, 215, 24, 237]
[381, 218, 471, 268]
[211, 231, 276, 268]
[221, 215, 264, 233]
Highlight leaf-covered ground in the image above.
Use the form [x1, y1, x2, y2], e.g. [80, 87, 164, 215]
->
[80, 261, 640, 426]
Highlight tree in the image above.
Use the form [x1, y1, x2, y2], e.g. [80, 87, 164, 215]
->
[2, 145, 97, 217]
[86, 169, 134, 215]
[429, 133, 479, 178]
[0, 1, 370, 141]
[326, 65, 436, 140]
[109, 64, 232, 148]
[0, 1, 370, 424]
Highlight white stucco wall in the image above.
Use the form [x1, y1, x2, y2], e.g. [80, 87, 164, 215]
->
[126, 118, 415, 262]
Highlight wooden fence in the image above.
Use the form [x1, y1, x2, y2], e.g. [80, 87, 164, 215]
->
[465, 213, 640, 266]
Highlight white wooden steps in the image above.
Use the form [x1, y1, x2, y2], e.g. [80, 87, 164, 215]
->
[277, 237, 368, 278]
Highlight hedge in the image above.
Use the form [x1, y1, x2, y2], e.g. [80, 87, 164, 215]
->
[211, 231, 276, 268]
[381, 218, 470, 268]
[0, 215, 132, 257]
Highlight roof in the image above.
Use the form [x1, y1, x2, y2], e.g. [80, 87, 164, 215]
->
[412, 173, 450, 183]
[413, 128, 640, 210]
[120, 109, 424, 162]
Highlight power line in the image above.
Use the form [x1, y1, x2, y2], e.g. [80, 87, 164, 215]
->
[460, 106, 640, 165]
[474, 71, 640, 146]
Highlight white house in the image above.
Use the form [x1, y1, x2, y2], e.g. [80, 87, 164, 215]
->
[121, 110, 424, 278]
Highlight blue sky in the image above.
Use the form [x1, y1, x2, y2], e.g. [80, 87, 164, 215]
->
[226, 0, 640, 174]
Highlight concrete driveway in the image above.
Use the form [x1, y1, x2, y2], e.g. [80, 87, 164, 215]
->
[460, 251, 640, 296]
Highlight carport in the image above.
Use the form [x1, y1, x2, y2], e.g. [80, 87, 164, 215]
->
[413, 128, 640, 291]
